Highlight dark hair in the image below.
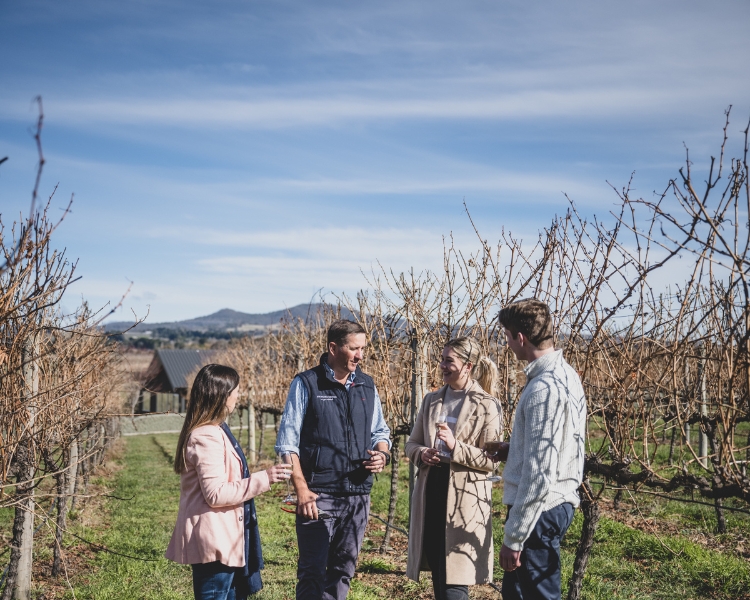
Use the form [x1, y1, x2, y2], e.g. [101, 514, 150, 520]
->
[174, 364, 240, 474]
[498, 298, 554, 349]
[327, 319, 366, 347]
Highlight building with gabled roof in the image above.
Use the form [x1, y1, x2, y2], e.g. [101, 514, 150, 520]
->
[137, 349, 215, 413]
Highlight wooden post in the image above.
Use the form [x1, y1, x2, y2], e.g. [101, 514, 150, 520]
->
[683, 359, 691, 450]
[381, 434, 401, 552]
[237, 406, 244, 446]
[258, 411, 266, 459]
[69, 436, 80, 510]
[507, 353, 518, 425]
[14, 339, 38, 600]
[408, 328, 425, 521]
[52, 450, 67, 577]
[699, 351, 708, 468]
[247, 401, 257, 465]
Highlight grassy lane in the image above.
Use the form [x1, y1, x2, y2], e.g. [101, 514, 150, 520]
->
[73, 435, 192, 599]
[65, 434, 750, 599]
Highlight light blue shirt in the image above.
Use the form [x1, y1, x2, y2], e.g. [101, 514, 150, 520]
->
[275, 362, 392, 456]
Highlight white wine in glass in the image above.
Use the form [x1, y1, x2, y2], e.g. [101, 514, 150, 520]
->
[278, 452, 296, 505]
[433, 421, 451, 460]
[483, 440, 503, 482]
[277, 452, 331, 519]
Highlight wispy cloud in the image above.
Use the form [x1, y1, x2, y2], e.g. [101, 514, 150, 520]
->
[2, 0, 747, 322]
[3, 79, 741, 131]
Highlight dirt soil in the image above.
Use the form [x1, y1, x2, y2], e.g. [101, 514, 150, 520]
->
[356, 520, 501, 599]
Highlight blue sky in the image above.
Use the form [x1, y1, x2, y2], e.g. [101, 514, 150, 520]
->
[1, 0, 748, 323]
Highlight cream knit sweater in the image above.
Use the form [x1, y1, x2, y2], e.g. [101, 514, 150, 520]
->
[502, 350, 586, 551]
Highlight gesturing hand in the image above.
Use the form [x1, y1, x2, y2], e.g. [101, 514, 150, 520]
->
[266, 464, 292, 483]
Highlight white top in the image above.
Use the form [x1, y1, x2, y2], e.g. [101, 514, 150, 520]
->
[434, 384, 466, 458]
[502, 350, 587, 551]
[441, 385, 466, 429]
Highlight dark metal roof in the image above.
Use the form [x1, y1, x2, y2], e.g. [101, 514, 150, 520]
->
[155, 349, 215, 391]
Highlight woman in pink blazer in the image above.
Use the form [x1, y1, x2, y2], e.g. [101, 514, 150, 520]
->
[166, 364, 290, 600]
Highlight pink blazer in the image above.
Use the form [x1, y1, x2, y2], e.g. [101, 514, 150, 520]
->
[165, 424, 270, 567]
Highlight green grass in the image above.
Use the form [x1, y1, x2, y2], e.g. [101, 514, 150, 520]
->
[71, 435, 193, 599]
[5, 432, 746, 599]
[561, 515, 750, 600]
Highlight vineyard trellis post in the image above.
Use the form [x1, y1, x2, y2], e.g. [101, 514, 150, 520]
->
[13, 337, 39, 600]
[247, 397, 257, 465]
[699, 348, 709, 468]
[67, 428, 78, 501]
[408, 327, 427, 521]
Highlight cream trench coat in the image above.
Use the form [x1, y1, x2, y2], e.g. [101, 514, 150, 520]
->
[405, 380, 502, 585]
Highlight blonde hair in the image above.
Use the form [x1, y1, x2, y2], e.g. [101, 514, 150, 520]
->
[444, 336, 499, 396]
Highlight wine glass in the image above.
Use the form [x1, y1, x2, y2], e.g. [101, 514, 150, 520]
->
[483, 440, 503, 482]
[277, 451, 296, 506]
[434, 420, 451, 460]
[276, 452, 332, 519]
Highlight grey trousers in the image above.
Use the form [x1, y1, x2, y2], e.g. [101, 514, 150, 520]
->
[296, 492, 370, 600]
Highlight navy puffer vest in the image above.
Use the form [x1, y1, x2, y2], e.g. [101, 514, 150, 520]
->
[297, 354, 376, 494]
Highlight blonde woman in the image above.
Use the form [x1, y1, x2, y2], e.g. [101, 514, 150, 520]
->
[166, 364, 291, 600]
[405, 337, 502, 600]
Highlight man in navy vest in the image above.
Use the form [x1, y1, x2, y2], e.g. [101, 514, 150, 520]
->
[275, 319, 391, 600]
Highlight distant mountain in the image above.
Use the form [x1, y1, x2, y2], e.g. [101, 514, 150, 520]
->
[105, 303, 356, 334]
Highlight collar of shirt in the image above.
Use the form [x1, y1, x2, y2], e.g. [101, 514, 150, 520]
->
[324, 361, 357, 390]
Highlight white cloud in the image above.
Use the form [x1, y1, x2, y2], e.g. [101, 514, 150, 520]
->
[0, 84, 733, 131]
[3, 0, 748, 323]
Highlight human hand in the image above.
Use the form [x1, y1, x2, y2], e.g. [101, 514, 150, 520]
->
[296, 487, 319, 520]
[363, 449, 386, 473]
[486, 442, 510, 462]
[420, 447, 441, 466]
[266, 463, 292, 483]
[500, 543, 522, 571]
[492, 442, 510, 462]
[436, 422, 456, 450]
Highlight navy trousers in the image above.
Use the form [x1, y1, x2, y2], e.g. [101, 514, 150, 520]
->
[192, 561, 249, 600]
[296, 492, 370, 600]
[502, 503, 575, 600]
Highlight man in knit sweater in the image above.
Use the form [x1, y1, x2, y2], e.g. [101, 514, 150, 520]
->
[497, 299, 586, 600]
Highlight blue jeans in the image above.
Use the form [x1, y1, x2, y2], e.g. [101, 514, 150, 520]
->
[502, 503, 575, 600]
[192, 561, 249, 600]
